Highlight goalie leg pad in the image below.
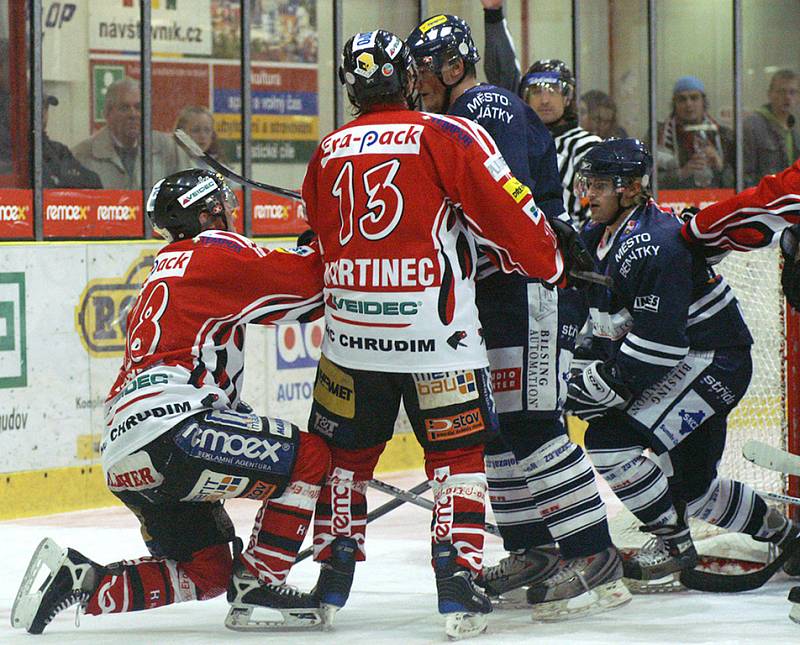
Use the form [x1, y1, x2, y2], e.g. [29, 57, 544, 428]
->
[518, 435, 612, 559]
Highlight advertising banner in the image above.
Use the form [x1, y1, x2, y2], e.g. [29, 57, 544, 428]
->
[43, 189, 143, 238]
[89, 0, 213, 57]
[658, 188, 736, 212]
[213, 64, 319, 164]
[251, 189, 306, 236]
[0, 190, 33, 239]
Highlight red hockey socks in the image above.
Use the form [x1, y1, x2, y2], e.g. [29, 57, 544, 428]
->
[425, 445, 487, 576]
[84, 543, 231, 615]
[313, 444, 385, 562]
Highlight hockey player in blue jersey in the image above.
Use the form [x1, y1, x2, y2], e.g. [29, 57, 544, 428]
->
[407, 15, 630, 619]
[568, 138, 799, 590]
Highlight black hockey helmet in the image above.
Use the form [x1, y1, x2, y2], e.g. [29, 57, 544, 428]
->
[338, 30, 417, 112]
[146, 168, 238, 242]
[520, 59, 576, 101]
[407, 14, 481, 78]
[575, 138, 653, 196]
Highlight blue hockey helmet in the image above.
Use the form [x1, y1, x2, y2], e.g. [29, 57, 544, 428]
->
[407, 14, 481, 77]
[576, 138, 653, 193]
[339, 30, 417, 112]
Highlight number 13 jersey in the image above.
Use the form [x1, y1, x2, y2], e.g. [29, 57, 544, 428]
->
[302, 107, 565, 373]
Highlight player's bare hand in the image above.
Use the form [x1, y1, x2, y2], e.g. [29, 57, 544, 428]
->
[481, 0, 504, 9]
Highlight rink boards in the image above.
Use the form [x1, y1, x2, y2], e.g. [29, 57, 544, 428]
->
[0, 240, 422, 519]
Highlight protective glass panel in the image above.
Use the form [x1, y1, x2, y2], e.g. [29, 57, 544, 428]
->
[0, 0, 31, 239]
[742, 0, 800, 187]
[655, 0, 735, 192]
[578, 0, 647, 142]
[248, 0, 321, 236]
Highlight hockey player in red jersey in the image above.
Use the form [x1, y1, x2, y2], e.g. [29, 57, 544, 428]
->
[301, 30, 565, 640]
[680, 159, 800, 308]
[11, 169, 333, 635]
[681, 159, 800, 251]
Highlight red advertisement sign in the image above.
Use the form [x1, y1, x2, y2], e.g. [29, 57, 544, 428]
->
[43, 190, 143, 238]
[250, 189, 305, 236]
[0, 189, 33, 239]
[658, 188, 736, 212]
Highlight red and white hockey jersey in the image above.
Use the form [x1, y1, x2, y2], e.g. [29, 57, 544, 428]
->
[101, 230, 324, 471]
[302, 107, 564, 372]
[681, 159, 800, 250]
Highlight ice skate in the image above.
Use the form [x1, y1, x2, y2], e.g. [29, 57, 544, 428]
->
[434, 544, 492, 640]
[225, 559, 323, 631]
[479, 545, 561, 606]
[623, 524, 698, 593]
[789, 586, 800, 625]
[312, 536, 357, 628]
[11, 537, 102, 634]
[755, 507, 800, 576]
[526, 545, 631, 621]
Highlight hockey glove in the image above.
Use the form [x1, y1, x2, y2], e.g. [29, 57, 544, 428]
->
[548, 217, 596, 289]
[296, 228, 317, 247]
[781, 224, 800, 311]
[679, 207, 728, 265]
[565, 360, 631, 421]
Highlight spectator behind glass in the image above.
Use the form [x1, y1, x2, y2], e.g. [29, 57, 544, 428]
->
[743, 69, 800, 187]
[579, 90, 628, 140]
[72, 78, 190, 190]
[174, 105, 223, 159]
[657, 75, 735, 189]
[42, 95, 102, 188]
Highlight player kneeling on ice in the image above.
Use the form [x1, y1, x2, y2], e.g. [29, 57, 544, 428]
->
[11, 169, 332, 635]
[301, 29, 569, 640]
[566, 139, 799, 592]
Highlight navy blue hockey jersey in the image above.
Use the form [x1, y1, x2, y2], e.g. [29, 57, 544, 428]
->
[449, 83, 564, 221]
[581, 201, 753, 394]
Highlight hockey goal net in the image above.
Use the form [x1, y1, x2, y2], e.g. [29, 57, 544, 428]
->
[610, 246, 798, 561]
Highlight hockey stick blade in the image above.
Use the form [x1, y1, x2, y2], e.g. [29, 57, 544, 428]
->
[173, 129, 301, 200]
[743, 440, 800, 477]
[679, 535, 800, 593]
[295, 480, 431, 564]
[569, 270, 614, 289]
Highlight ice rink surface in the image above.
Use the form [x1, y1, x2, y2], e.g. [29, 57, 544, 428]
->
[2, 470, 799, 645]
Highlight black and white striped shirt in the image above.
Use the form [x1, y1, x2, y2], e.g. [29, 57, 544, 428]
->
[553, 121, 602, 226]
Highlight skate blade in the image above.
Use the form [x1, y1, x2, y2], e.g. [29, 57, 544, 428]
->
[790, 605, 800, 625]
[531, 579, 632, 622]
[319, 602, 340, 631]
[624, 573, 684, 594]
[225, 605, 324, 632]
[445, 612, 488, 640]
[490, 587, 529, 609]
[11, 538, 68, 631]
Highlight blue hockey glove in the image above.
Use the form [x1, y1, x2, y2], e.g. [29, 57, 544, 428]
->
[565, 360, 631, 421]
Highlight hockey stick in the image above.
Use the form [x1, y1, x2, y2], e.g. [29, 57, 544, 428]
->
[679, 535, 800, 593]
[174, 129, 302, 200]
[294, 479, 431, 564]
[367, 479, 502, 538]
[743, 440, 800, 478]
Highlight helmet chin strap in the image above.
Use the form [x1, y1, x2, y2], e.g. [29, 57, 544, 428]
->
[607, 193, 637, 230]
